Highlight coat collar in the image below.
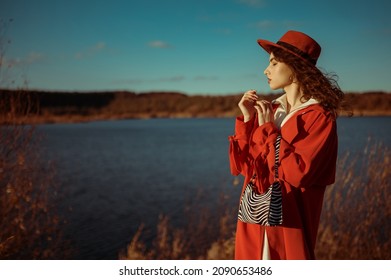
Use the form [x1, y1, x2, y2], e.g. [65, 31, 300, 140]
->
[272, 93, 319, 129]
[272, 94, 322, 144]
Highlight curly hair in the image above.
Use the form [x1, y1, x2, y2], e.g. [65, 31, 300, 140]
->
[270, 46, 349, 116]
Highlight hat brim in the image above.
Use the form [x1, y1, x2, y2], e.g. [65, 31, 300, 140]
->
[257, 39, 280, 54]
[257, 39, 314, 65]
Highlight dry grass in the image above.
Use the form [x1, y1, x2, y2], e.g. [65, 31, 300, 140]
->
[119, 190, 237, 260]
[0, 91, 70, 259]
[120, 140, 390, 260]
[119, 212, 236, 260]
[316, 139, 390, 259]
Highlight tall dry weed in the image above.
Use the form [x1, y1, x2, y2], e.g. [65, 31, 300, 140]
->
[316, 139, 390, 259]
[119, 211, 236, 260]
[119, 190, 237, 260]
[119, 215, 190, 260]
[0, 91, 71, 259]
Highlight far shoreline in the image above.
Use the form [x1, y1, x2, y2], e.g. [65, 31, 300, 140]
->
[1, 89, 390, 125]
[3, 110, 390, 126]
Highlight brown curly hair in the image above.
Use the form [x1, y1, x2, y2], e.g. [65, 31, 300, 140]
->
[270, 46, 349, 116]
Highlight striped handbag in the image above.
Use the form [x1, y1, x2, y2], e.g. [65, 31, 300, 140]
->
[237, 135, 283, 226]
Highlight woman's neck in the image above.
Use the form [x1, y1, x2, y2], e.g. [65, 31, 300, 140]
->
[284, 83, 303, 113]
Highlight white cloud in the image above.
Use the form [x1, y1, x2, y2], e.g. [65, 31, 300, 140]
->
[214, 28, 232, 35]
[251, 20, 302, 31]
[159, 76, 184, 82]
[4, 51, 45, 67]
[281, 20, 303, 29]
[26, 52, 44, 64]
[114, 76, 185, 85]
[194, 76, 219, 81]
[93, 42, 106, 50]
[237, 0, 266, 8]
[254, 20, 274, 30]
[75, 42, 106, 59]
[147, 40, 172, 48]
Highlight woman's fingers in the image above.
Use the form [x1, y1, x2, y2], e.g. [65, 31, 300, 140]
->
[239, 90, 256, 104]
[255, 100, 269, 112]
[243, 90, 258, 102]
[262, 100, 274, 122]
[238, 91, 274, 125]
[238, 90, 258, 122]
[254, 103, 265, 125]
[255, 100, 273, 125]
[261, 100, 273, 111]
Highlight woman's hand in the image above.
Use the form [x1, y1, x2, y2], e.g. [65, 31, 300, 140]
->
[238, 90, 258, 122]
[254, 100, 274, 126]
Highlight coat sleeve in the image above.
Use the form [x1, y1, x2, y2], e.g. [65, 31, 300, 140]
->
[228, 116, 255, 176]
[253, 110, 338, 191]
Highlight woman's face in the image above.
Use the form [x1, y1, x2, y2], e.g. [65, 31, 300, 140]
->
[263, 52, 294, 90]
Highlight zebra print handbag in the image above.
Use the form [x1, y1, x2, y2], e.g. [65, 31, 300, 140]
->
[237, 135, 283, 226]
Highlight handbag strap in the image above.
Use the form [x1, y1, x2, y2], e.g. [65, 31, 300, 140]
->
[274, 135, 282, 180]
[250, 134, 282, 182]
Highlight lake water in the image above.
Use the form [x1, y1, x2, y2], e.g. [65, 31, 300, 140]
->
[36, 117, 390, 259]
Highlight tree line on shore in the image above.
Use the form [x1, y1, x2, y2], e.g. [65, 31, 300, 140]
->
[0, 89, 390, 124]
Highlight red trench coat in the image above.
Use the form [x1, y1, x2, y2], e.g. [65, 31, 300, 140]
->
[228, 104, 337, 260]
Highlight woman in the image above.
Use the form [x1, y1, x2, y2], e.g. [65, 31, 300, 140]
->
[228, 30, 345, 259]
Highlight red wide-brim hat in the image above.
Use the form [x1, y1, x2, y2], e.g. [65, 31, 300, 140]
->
[257, 30, 321, 65]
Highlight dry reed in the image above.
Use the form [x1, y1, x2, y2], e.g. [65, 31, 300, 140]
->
[119, 190, 237, 260]
[0, 91, 71, 259]
[316, 139, 390, 259]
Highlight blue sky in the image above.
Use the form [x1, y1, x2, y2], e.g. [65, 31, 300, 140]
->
[1, 0, 390, 95]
